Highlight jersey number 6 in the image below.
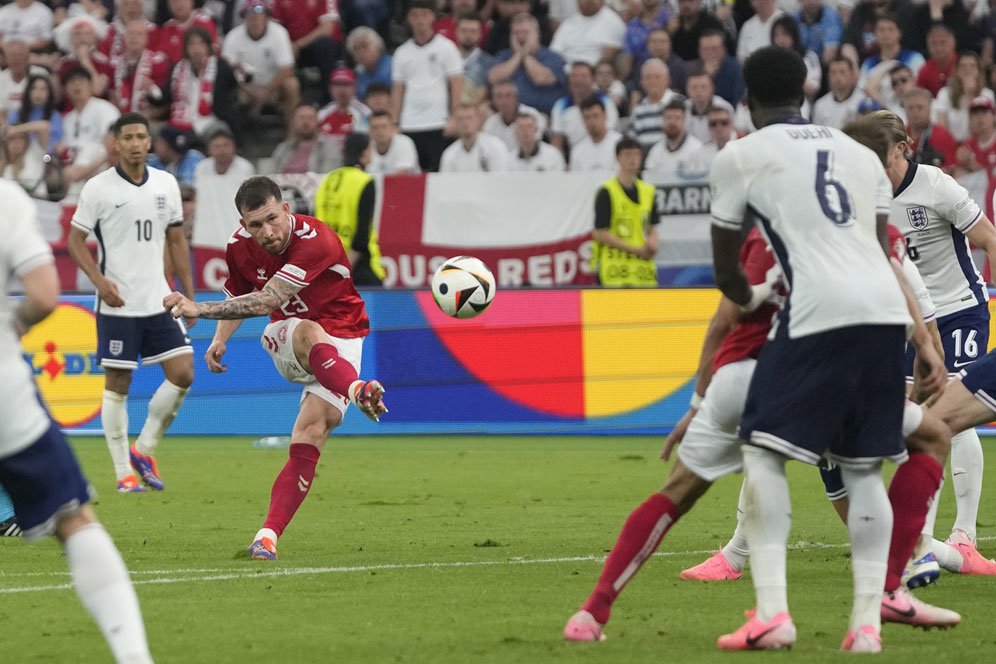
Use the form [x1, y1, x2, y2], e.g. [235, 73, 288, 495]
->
[816, 150, 854, 226]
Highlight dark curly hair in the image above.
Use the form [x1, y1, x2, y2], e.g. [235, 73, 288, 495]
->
[743, 46, 806, 108]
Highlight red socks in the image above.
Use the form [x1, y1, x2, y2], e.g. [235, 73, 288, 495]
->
[582, 493, 682, 624]
[308, 343, 358, 397]
[263, 443, 321, 537]
[885, 453, 943, 592]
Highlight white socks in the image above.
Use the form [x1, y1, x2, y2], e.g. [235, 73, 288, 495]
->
[742, 446, 791, 621]
[102, 390, 131, 481]
[65, 524, 153, 664]
[135, 380, 189, 456]
[254, 527, 278, 544]
[950, 428, 983, 540]
[840, 465, 891, 633]
[721, 479, 750, 571]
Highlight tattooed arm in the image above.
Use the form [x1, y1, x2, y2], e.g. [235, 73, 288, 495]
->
[163, 277, 299, 321]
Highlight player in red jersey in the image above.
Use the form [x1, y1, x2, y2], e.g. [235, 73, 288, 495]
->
[163, 176, 386, 560]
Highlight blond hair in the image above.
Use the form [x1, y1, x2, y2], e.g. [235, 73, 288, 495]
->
[864, 109, 912, 158]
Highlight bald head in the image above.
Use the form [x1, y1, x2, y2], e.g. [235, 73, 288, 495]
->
[640, 58, 671, 101]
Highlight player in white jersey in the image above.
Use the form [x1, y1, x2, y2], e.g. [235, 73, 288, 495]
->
[866, 109, 996, 580]
[1, 180, 154, 663]
[709, 47, 946, 653]
[67, 112, 195, 493]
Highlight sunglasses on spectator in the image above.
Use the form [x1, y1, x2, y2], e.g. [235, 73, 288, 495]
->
[709, 119, 730, 127]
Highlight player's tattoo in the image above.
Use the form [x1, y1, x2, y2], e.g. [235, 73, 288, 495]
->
[195, 278, 300, 319]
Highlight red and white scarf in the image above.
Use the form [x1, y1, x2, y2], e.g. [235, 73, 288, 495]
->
[169, 54, 217, 130]
[114, 49, 154, 112]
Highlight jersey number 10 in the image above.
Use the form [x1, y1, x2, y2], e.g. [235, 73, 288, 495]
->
[134, 218, 153, 242]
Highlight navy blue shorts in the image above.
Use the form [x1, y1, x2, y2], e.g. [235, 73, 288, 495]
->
[0, 421, 91, 540]
[905, 303, 989, 379]
[819, 461, 846, 501]
[957, 348, 996, 412]
[97, 311, 191, 370]
[740, 325, 908, 468]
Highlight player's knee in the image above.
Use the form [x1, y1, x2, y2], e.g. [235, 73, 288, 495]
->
[167, 362, 194, 389]
[293, 320, 328, 355]
[104, 369, 132, 394]
[661, 461, 710, 512]
[907, 412, 951, 463]
[54, 505, 98, 542]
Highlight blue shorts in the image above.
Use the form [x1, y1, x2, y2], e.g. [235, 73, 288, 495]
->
[0, 421, 91, 540]
[905, 302, 989, 379]
[957, 348, 996, 413]
[740, 325, 908, 469]
[819, 461, 846, 501]
[97, 311, 191, 370]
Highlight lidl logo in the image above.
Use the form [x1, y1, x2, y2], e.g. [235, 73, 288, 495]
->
[21, 304, 103, 427]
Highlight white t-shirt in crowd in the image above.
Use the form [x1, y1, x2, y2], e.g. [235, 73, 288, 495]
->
[62, 97, 120, 158]
[0, 1, 53, 44]
[549, 6, 626, 66]
[934, 87, 996, 143]
[508, 142, 566, 171]
[368, 133, 421, 175]
[685, 95, 735, 144]
[811, 88, 865, 129]
[192, 155, 255, 250]
[550, 93, 619, 148]
[570, 129, 621, 171]
[481, 104, 547, 152]
[439, 132, 509, 172]
[221, 21, 295, 87]
[736, 11, 782, 61]
[644, 133, 704, 179]
[0, 65, 49, 115]
[392, 34, 464, 132]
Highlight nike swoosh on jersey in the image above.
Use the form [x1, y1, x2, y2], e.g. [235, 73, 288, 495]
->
[952, 360, 975, 368]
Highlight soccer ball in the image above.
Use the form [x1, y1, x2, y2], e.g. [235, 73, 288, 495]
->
[430, 256, 496, 319]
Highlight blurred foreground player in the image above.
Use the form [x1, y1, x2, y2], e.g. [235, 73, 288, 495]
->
[163, 176, 387, 560]
[2, 180, 153, 663]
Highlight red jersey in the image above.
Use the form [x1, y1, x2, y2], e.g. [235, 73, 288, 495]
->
[99, 19, 160, 62]
[159, 11, 219, 65]
[712, 228, 778, 371]
[964, 134, 996, 219]
[112, 49, 171, 113]
[270, 0, 341, 43]
[434, 15, 489, 47]
[886, 223, 906, 262]
[916, 58, 955, 98]
[223, 214, 370, 338]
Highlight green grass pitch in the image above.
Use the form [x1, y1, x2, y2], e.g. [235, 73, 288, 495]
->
[2, 436, 995, 663]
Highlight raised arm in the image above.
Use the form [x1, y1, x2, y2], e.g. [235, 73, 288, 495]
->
[164, 276, 299, 321]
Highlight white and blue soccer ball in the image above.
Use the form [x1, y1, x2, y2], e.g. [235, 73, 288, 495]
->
[430, 256, 496, 319]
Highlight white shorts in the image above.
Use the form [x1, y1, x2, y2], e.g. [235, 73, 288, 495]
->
[677, 358, 755, 482]
[261, 318, 363, 414]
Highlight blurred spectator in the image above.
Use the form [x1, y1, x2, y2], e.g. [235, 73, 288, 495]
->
[487, 12, 566, 114]
[906, 86, 957, 169]
[439, 102, 508, 171]
[148, 124, 203, 185]
[483, 0, 553, 56]
[795, 0, 843, 65]
[628, 58, 678, 147]
[391, 0, 463, 172]
[0, 40, 49, 119]
[570, 95, 622, 170]
[100, 0, 159, 63]
[696, 29, 743, 106]
[550, 0, 626, 66]
[737, 0, 782, 61]
[436, 0, 490, 45]
[592, 137, 659, 287]
[617, 0, 670, 82]
[644, 97, 702, 176]
[812, 56, 864, 128]
[1, 131, 47, 197]
[222, 0, 299, 122]
[685, 104, 735, 174]
[935, 52, 995, 142]
[270, 0, 344, 99]
[270, 104, 341, 174]
[7, 74, 62, 154]
[684, 68, 734, 142]
[455, 11, 495, 104]
[481, 80, 546, 151]
[508, 112, 566, 170]
[62, 124, 114, 200]
[670, 0, 727, 62]
[840, 0, 914, 67]
[160, 0, 219, 66]
[192, 126, 255, 256]
[915, 24, 956, 97]
[363, 81, 391, 114]
[56, 16, 113, 102]
[318, 67, 371, 145]
[0, 0, 54, 52]
[346, 26, 391, 101]
[314, 132, 385, 285]
[110, 18, 170, 116]
[771, 15, 820, 100]
[548, 0, 579, 30]
[595, 60, 626, 112]
[367, 109, 421, 174]
[550, 61, 619, 152]
[166, 27, 240, 136]
[907, 0, 975, 56]
[954, 96, 996, 182]
[857, 14, 924, 88]
[61, 67, 120, 163]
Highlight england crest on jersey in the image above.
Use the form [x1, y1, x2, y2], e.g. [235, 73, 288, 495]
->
[155, 195, 167, 211]
[907, 206, 929, 230]
[109, 340, 123, 356]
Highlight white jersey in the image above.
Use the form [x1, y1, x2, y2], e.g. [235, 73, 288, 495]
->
[71, 166, 183, 317]
[711, 122, 911, 339]
[890, 161, 986, 319]
[0, 181, 56, 456]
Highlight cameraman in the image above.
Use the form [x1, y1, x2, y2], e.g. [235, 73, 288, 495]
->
[905, 87, 958, 172]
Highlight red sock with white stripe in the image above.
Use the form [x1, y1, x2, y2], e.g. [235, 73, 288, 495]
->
[885, 453, 943, 591]
[582, 493, 682, 624]
[309, 343, 358, 397]
[261, 443, 321, 538]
